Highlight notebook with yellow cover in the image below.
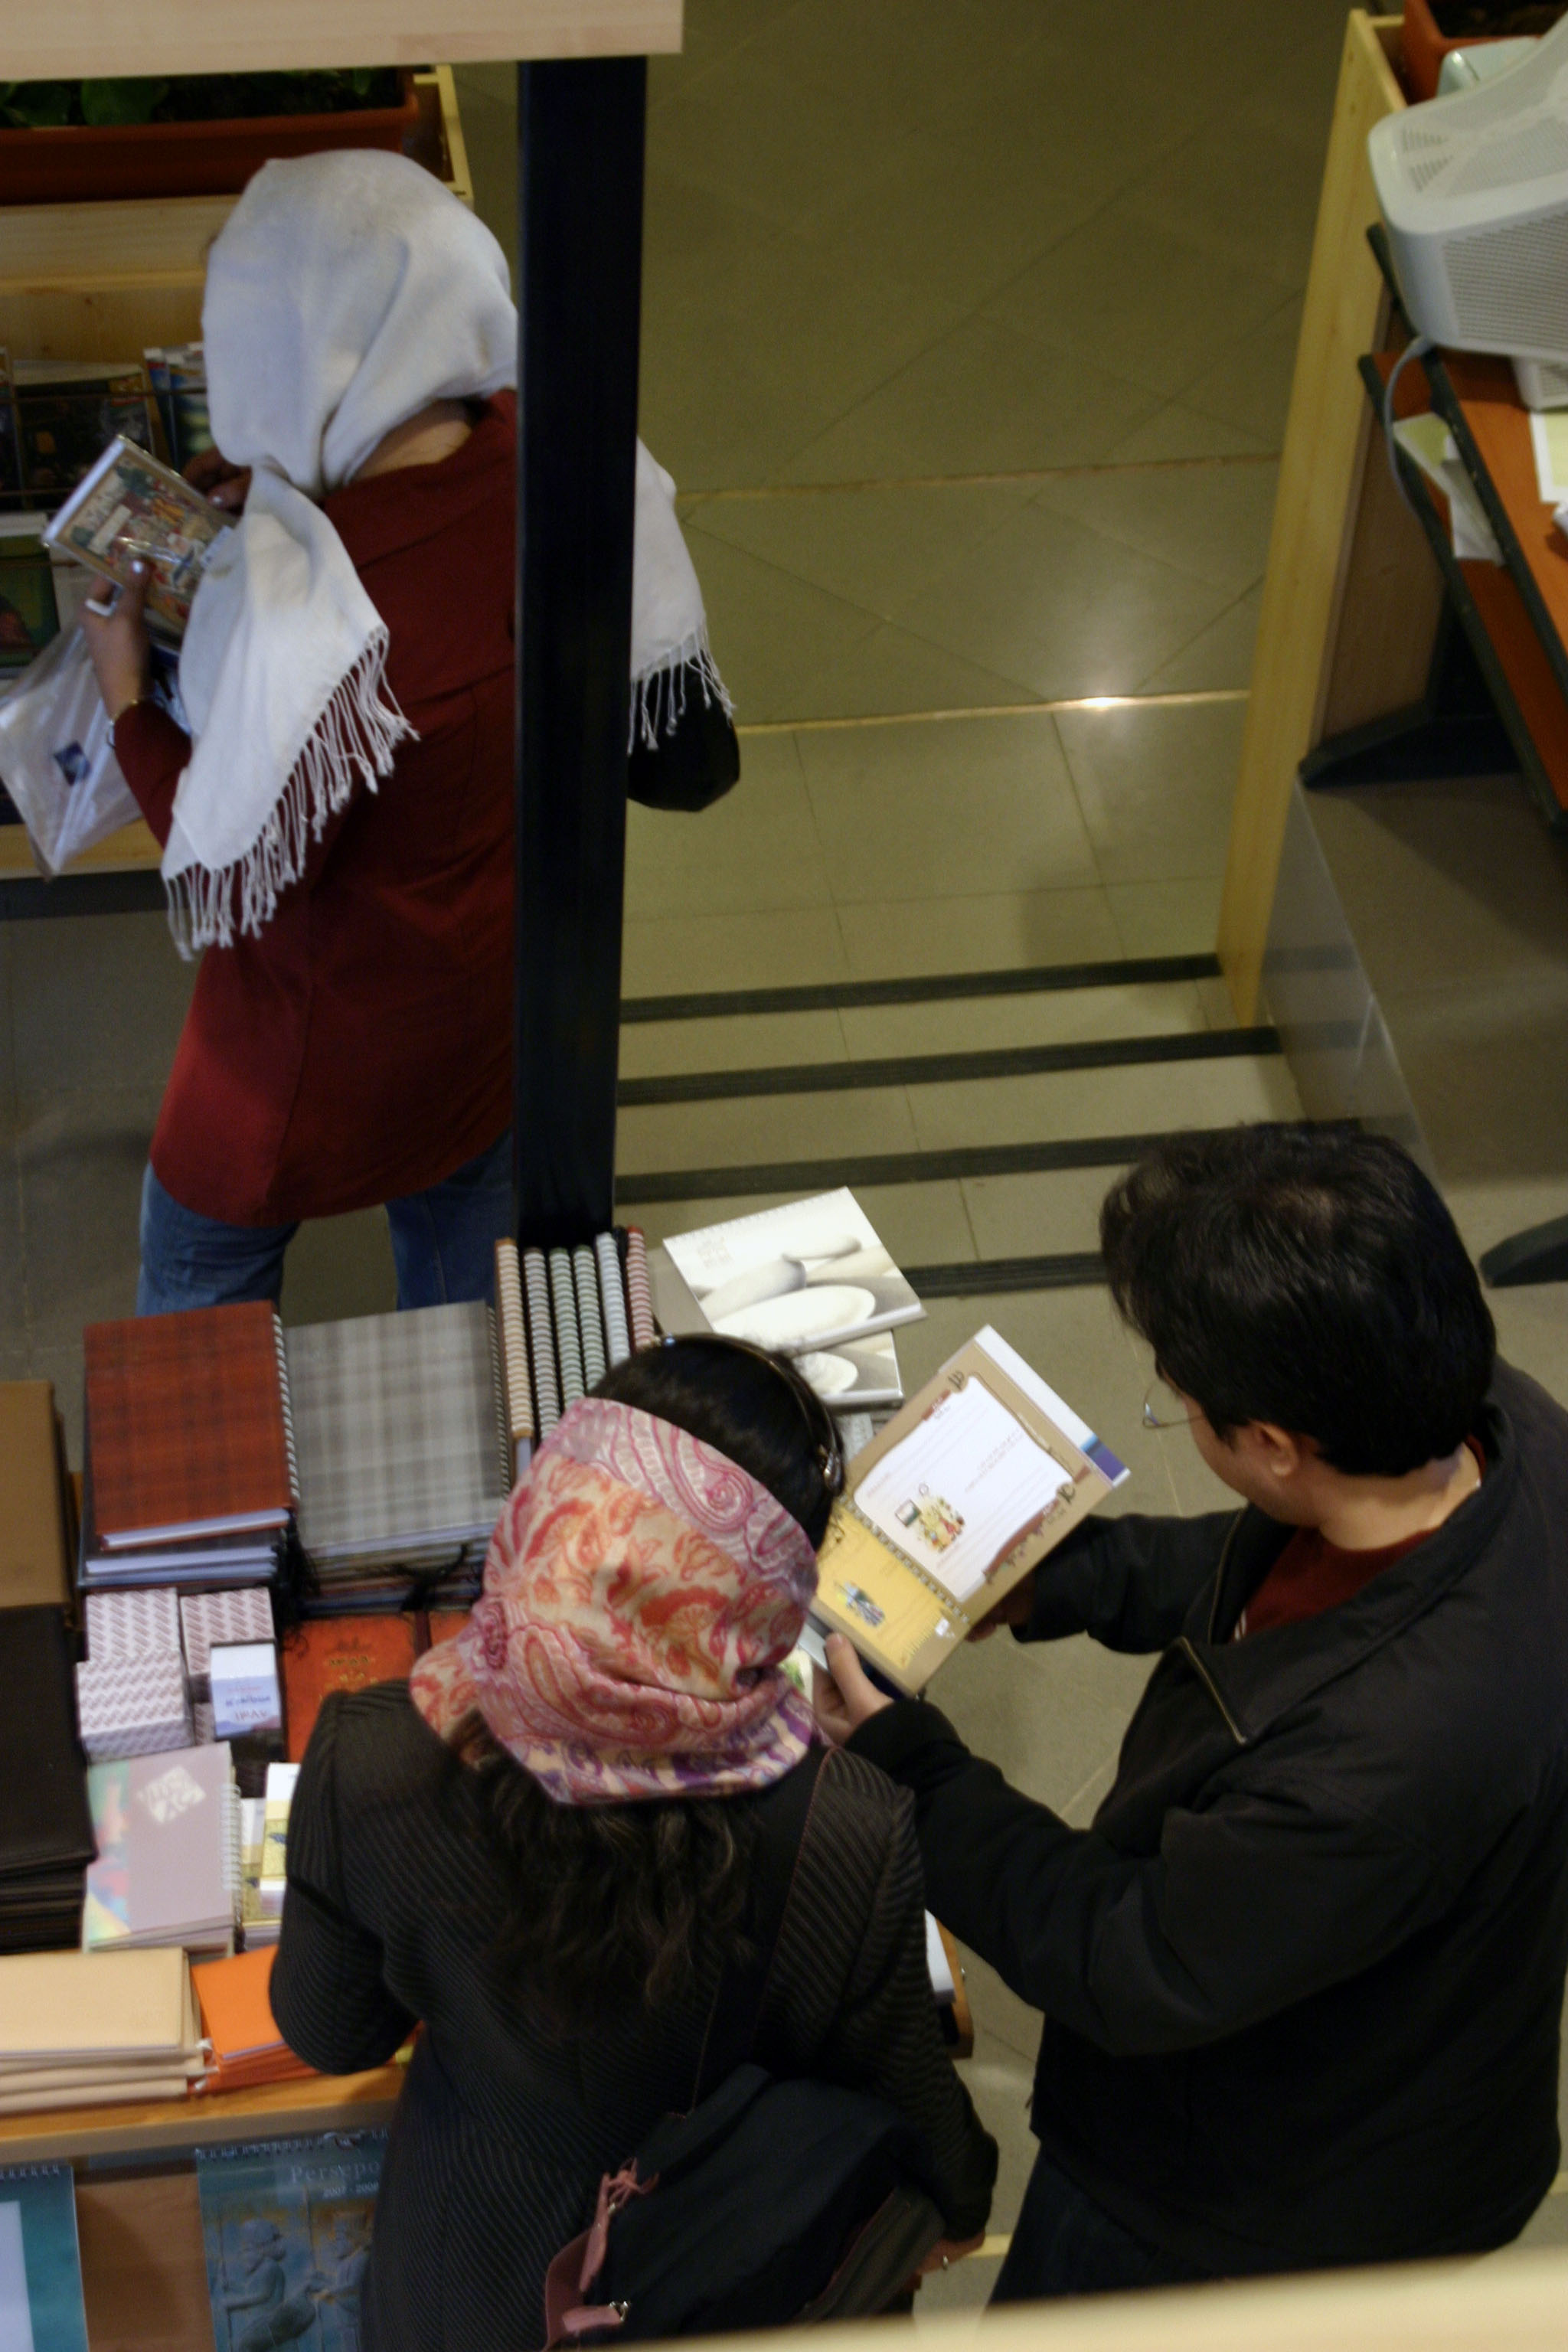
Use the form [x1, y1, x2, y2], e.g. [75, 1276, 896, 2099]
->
[807, 1325, 1128, 1694]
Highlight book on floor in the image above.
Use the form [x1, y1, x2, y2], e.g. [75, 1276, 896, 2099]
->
[83, 1302, 297, 1551]
[198, 2132, 385, 2352]
[656, 1188, 924, 1356]
[0, 2164, 88, 2352]
[805, 1325, 1128, 1695]
[41, 433, 233, 639]
[82, 1743, 239, 1957]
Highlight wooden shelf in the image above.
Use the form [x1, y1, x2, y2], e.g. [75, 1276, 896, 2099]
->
[0, 3, 681, 80]
[0, 2063, 403, 2168]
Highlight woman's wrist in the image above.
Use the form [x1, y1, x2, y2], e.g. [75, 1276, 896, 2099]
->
[106, 692, 155, 743]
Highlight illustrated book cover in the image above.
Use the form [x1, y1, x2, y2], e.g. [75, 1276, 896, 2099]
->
[657, 1187, 924, 1356]
[198, 2132, 385, 2352]
[42, 433, 233, 639]
[13, 361, 156, 501]
[281, 1616, 419, 1762]
[82, 1743, 238, 1954]
[807, 1325, 1128, 1694]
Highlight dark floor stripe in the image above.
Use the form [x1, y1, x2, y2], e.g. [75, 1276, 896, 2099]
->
[906, 1253, 1106, 1295]
[620, 952, 1221, 1025]
[618, 1024, 1279, 1106]
[615, 1128, 1217, 1207]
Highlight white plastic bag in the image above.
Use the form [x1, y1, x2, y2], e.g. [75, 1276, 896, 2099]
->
[0, 625, 142, 877]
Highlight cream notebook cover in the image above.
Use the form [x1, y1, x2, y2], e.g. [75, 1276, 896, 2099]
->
[0, 1947, 191, 2064]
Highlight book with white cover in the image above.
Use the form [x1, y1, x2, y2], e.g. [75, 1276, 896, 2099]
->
[658, 1189, 923, 1356]
[809, 1325, 1129, 1695]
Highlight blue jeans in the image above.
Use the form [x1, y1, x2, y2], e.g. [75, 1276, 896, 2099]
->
[991, 2153, 1209, 2304]
[137, 1132, 514, 1316]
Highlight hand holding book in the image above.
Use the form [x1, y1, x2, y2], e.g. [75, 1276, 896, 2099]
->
[79, 558, 152, 723]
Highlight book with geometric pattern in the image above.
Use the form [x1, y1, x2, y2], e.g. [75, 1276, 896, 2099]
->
[75, 1650, 191, 1765]
[83, 1586, 180, 1664]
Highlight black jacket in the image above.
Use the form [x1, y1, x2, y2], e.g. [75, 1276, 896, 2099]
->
[851, 1360, 1568, 2276]
[272, 1688, 995, 2352]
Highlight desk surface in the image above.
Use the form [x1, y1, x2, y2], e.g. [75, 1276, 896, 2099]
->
[1, 2, 681, 80]
[0, 2061, 404, 2167]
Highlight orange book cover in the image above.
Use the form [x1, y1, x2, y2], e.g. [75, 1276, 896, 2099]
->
[282, 1615, 418, 1762]
[426, 1610, 471, 1648]
[194, 1945, 291, 2065]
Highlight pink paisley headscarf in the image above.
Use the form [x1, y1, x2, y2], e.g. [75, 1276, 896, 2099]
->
[410, 1396, 819, 1805]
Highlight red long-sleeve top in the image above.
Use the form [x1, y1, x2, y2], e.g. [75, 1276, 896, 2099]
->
[116, 396, 515, 1228]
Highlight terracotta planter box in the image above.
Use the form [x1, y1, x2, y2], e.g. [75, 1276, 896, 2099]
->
[0, 73, 420, 207]
[1402, 0, 1567, 100]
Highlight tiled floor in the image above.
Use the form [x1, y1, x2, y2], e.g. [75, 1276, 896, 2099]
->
[10, 0, 1565, 2300]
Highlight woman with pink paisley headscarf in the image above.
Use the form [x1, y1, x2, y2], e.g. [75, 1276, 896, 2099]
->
[271, 1336, 996, 2352]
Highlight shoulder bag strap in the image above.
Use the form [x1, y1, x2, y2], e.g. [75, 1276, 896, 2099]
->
[689, 1741, 831, 2106]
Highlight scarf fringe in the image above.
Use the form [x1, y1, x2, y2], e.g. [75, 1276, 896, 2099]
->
[165, 629, 414, 958]
[629, 625, 733, 753]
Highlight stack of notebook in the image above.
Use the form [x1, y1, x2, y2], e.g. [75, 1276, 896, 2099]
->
[0, 1608, 95, 1952]
[82, 1743, 239, 1959]
[0, 1948, 204, 2110]
[79, 1304, 298, 1592]
[193, 1946, 314, 2095]
[285, 1302, 511, 1611]
[494, 1228, 651, 1472]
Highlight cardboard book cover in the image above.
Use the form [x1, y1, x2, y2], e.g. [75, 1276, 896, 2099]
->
[808, 1325, 1129, 1694]
[659, 1187, 924, 1356]
[281, 1616, 419, 1762]
[198, 2133, 384, 2352]
[0, 2164, 88, 2352]
[41, 433, 232, 640]
[0, 1382, 71, 1609]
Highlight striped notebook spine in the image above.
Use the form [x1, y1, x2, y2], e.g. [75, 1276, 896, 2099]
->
[523, 1249, 561, 1437]
[624, 1227, 655, 1351]
[573, 1246, 607, 1389]
[492, 1240, 534, 1477]
[549, 1250, 585, 1407]
[595, 1231, 632, 1367]
[273, 1311, 300, 1508]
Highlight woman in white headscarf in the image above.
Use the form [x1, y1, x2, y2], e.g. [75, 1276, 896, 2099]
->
[83, 149, 733, 1316]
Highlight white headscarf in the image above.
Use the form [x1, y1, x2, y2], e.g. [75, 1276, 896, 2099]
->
[166, 149, 727, 956]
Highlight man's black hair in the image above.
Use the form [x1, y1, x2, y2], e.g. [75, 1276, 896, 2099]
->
[1100, 1124, 1495, 1476]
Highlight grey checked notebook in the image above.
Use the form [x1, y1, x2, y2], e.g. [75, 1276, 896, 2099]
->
[284, 1305, 510, 1577]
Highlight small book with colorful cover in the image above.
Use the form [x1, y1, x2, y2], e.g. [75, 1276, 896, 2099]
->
[83, 1302, 298, 1550]
[41, 433, 233, 639]
[281, 1616, 418, 1763]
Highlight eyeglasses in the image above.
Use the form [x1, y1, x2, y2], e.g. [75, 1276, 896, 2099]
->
[1142, 1373, 1203, 1432]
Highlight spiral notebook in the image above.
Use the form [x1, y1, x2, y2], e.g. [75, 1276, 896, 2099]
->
[83, 1303, 298, 1550]
[82, 1743, 240, 1958]
[807, 1327, 1129, 1694]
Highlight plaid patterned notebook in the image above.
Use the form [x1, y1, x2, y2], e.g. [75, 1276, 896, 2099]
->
[284, 1303, 509, 1571]
[83, 1304, 298, 1549]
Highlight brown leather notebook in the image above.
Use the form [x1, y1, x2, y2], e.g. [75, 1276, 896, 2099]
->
[84, 1302, 297, 1548]
[281, 1615, 418, 1762]
[0, 1383, 72, 1609]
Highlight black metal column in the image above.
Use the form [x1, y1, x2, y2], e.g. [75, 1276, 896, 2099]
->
[513, 57, 646, 1247]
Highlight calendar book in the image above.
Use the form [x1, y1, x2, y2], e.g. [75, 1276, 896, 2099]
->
[808, 1326, 1128, 1695]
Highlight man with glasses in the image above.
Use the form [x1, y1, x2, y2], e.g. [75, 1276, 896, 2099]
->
[816, 1124, 1568, 2299]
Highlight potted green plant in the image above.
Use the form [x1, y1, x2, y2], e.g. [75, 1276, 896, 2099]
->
[0, 70, 421, 206]
[1403, 0, 1568, 100]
